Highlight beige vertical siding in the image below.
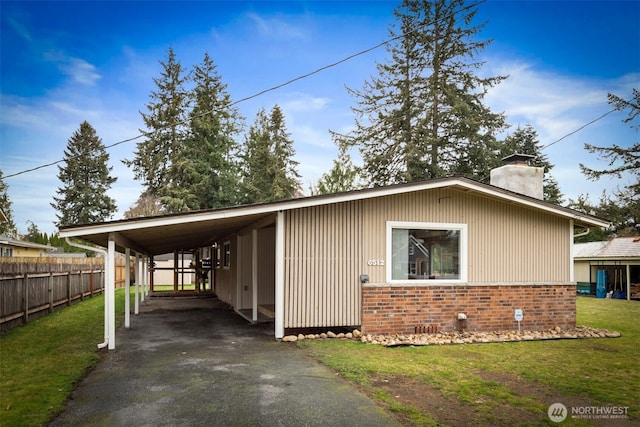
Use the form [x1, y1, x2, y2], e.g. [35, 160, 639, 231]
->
[360, 188, 571, 283]
[237, 234, 253, 309]
[284, 200, 363, 328]
[257, 226, 275, 305]
[283, 187, 572, 329]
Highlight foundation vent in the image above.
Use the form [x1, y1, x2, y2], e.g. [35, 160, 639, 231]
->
[415, 324, 439, 334]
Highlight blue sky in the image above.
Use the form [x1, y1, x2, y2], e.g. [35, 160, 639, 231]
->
[1, 0, 638, 235]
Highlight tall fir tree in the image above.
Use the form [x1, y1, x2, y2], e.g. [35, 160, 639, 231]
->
[51, 121, 117, 227]
[580, 89, 639, 194]
[125, 48, 189, 209]
[0, 170, 17, 237]
[499, 124, 564, 204]
[311, 133, 362, 195]
[242, 106, 300, 203]
[345, 0, 506, 186]
[575, 89, 640, 238]
[165, 53, 244, 211]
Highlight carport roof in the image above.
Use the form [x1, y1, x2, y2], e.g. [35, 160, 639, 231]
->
[58, 176, 610, 256]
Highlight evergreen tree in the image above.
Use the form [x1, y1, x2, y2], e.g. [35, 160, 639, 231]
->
[567, 189, 638, 241]
[125, 48, 189, 207]
[25, 220, 41, 243]
[124, 191, 168, 219]
[242, 106, 300, 203]
[575, 90, 640, 238]
[311, 133, 362, 195]
[165, 53, 244, 211]
[580, 89, 639, 194]
[345, 0, 506, 186]
[0, 170, 17, 237]
[51, 121, 117, 227]
[499, 124, 564, 204]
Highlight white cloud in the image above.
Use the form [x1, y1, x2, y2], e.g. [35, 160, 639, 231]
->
[59, 57, 102, 86]
[483, 58, 639, 202]
[246, 12, 307, 41]
[280, 93, 330, 112]
[7, 16, 32, 43]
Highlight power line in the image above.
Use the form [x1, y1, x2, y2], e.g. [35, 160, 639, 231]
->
[4, 1, 482, 180]
[539, 108, 617, 151]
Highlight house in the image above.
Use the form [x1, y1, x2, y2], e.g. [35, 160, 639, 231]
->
[0, 236, 55, 257]
[574, 237, 640, 300]
[58, 156, 609, 349]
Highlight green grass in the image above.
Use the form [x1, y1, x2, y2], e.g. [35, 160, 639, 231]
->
[1, 294, 637, 426]
[299, 297, 640, 426]
[0, 290, 127, 427]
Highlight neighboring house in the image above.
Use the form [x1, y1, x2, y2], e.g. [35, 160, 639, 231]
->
[574, 237, 640, 300]
[0, 236, 55, 257]
[59, 155, 609, 349]
[152, 252, 197, 288]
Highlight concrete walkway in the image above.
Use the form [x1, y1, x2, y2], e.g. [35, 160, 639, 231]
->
[49, 296, 400, 427]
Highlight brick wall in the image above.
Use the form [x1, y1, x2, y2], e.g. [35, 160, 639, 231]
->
[361, 284, 576, 335]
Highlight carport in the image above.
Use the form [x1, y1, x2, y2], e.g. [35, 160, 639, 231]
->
[59, 204, 286, 350]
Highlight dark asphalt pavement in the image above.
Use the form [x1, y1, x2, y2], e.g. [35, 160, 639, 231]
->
[49, 296, 400, 427]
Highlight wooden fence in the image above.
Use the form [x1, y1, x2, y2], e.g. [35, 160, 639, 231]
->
[0, 257, 128, 332]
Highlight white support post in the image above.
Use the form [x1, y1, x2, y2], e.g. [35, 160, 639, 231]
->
[141, 258, 146, 302]
[125, 248, 131, 328]
[275, 211, 284, 339]
[627, 264, 631, 301]
[107, 234, 116, 350]
[134, 254, 140, 315]
[144, 257, 149, 297]
[252, 229, 258, 323]
[103, 250, 110, 347]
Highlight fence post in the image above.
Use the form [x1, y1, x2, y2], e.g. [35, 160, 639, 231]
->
[23, 273, 29, 324]
[66, 272, 71, 306]
[89, 269, 94, 296]
[80, 270, 84, 301]
[49, 272, 54, 313]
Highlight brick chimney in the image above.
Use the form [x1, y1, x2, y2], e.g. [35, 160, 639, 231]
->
[489, 153, 544, 199]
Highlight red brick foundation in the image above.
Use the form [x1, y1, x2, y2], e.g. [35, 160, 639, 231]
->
[361, 284, 576, 335]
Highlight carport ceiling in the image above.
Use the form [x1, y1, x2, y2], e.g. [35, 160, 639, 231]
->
[60, 211, 274, 256]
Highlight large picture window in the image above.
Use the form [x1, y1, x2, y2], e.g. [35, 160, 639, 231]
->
[387, 222, 467, 283]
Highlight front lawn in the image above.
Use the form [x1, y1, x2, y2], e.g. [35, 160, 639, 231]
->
[0, 290, 126, 427]
[299, 297, 639, 426]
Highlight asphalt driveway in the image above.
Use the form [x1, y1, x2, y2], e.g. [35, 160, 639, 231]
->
[49, 296, 400, 427]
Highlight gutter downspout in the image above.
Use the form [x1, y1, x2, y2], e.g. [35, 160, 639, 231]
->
[574, 228, 590, 239]
[65, 238, 109, 349]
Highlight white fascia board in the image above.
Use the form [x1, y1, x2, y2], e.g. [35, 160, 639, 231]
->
[58, 177, 609, 237]
[450, 180, 611, 228]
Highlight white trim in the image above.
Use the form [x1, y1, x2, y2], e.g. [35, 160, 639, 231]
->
[275, 211, 284, 339]
[223, 240, 231, 269]
[107, 235, 116, 350]
[570, 220, 575, 282]
[252, 229, 258, 322]
[386, 221, 468, 284]
[125, 248, 130, 329]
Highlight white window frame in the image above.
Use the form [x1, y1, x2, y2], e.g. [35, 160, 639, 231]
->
[222, 241, 231, 269]
[386, 221, 468, 283]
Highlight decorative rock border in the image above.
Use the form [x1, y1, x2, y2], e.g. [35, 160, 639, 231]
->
[281, 326, 621, 347]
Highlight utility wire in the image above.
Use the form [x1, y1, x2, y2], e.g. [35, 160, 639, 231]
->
[539, 107, 617, 151]
[4, 1, 482, 180]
